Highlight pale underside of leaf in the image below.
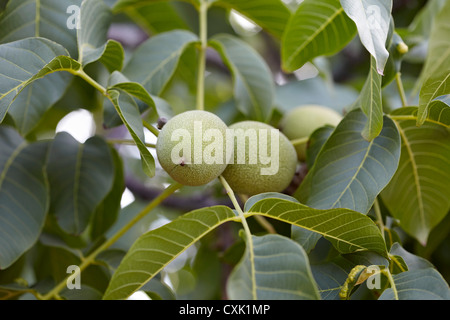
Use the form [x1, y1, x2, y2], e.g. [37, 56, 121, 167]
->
[227, 234, 320, 300]
[340, 0, 392, 74]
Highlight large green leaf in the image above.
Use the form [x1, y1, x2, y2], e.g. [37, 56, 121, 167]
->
[46, 133, 115, 235]
[107, 88, 156, 178]
[340, 0, 392, 74]
[352, 56, 383, 141]
[282, 0, 357, 72]
[209, 34, 274, 121]
[103, 206, 237, 300]
[305, 125, 335, 169]
[381, 113, 450, 245]
[213, 0, 291, 38]
[417, 0, 450, 125]
[227, 234, 320, 300]
[90, 146, 125, 241]
[0, 0, 82, 58]
[120, 2, 189, 34]
[8, 72, 72, 136]
[247, 198, 388, 257]
[311, 256, 354, 300]
[295, 109, 401, 215]
[113, 0, 199, 12]
[0, 38, 69, 123]
[379, 268, 450, 300]
[122, 30, 198, 96]
[0, 126, 49, 269]
[77, 0, 123, 71]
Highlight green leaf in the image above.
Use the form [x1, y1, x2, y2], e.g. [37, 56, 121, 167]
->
[141, 278, 176, 300]
[90, 146, 125, 240]
[0, 0, 82, 58]
[417, 0, 450, 125]
[107, 89, 156, 178]
[121, 2, 189, 34]
[340, 0, 392, 74]
[0, 38, 69, 123]
[8, 72, 72, 136]
[209, 34, 274, 121]
[213, 0, 291, 38]
[389, 243, 434, 271]
[6, 53, 79, 136]
[0, 126, 49, 269]
[113, 0, 199, 12]
[353, 56, 383, 141]
[381, 115, 450, 245]
[247, 198, 388, 257]
[103, 72, 173, 128]
[311, 256, 354, 300]
[108, 71, 157, 118]
[122, 30, 198, 96]
[379, 268, 450, 300]
[46, 133, 115, 235]
[281, 0, 357, 72]
[227, 234, 320, 300]
[103, 206, 237, 300]
[305, 125, 334, 169]
[78, 0, 123, 71]
[295, 109, 401, 214]
[244, 192, 299, 212]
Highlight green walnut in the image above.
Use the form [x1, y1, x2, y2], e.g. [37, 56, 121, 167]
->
[221, 121, 297, 196]
[280, 105, 342, 161]
[156, 110, 229, 186]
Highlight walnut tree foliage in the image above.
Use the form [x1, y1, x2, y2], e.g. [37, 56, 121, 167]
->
[0, 0, 449, 301]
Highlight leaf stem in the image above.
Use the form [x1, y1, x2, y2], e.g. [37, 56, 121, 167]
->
[395, 73, 408, 107]
[74, 69, 108, 96]
[196, 0, 208, 111]
[143, 120, 160, 137]
[389, 114, 448, 127]
[40, 182, 182, 300]
[219, 175, 257, 299]
[373, 198, 385, 240]
[108, 139, 156, 149]
[381, 268, 399, 300]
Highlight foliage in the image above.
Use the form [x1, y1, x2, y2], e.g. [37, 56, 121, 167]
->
[0, 0, 449, 301]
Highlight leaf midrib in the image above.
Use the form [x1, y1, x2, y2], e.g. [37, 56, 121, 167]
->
[396, 121, 425, 229]
[0, 141, 28, 192]
[105, 211, 238, 299]
[330, 138, 374, 210]
[245, 211, 369, 252]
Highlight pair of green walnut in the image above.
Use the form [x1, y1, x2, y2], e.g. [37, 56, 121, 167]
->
[156, 106, 341, 196]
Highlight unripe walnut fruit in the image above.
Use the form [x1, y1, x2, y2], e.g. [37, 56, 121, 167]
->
[280, 105, 342, 161]
[156, 110, 228, 186]
[221, 121, 297, 196]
